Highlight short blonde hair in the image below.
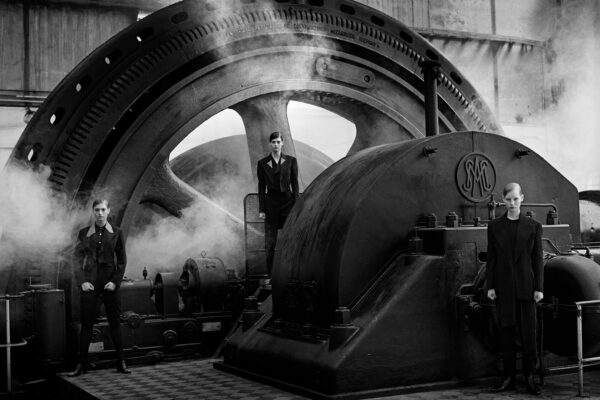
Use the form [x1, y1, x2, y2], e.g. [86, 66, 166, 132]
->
[503, 182, 522, 197]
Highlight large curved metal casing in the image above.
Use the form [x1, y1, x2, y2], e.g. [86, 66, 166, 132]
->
[272, 131, 580, 326]
[544, 254, 600, 356]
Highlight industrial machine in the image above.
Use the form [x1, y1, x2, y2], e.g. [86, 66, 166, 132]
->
[220, 130, 600, 397]
[1, 288, 66, 390]
[0, 254, 243, 393]
[1, 0, 599, 397]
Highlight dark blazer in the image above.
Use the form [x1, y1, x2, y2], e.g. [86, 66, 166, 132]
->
[74, 222, 127, 289]
[486, 213, 543, 321]
[257, 153, 299, 213]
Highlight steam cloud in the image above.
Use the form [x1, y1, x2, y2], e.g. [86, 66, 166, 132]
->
[0, 160, 249, 289]
[125, 154, 251, 279]
[0, 163, 86, 291]
[535, 0, 600, 190]
[125, 202, 246, 280]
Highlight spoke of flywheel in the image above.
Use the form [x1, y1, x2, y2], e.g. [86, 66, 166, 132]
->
[288, 91, 418, 157]
[233, 92, 305, 190]
[140, 160, 248, 229]
[348, 112, 418, 155]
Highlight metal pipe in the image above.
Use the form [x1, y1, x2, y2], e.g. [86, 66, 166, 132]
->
[538, 303, 545, 385]
[577, 302, 583, 396]
[523, 202, 559, 213]
[414, 28, 544, 48]
[1, 295, 27, 393]
[575, 299, 600, 397]
[5, 296, 10, 393]
[489, 200, 559, 214]
[420, 60, 440, 137]
[571, 246, 592, 258]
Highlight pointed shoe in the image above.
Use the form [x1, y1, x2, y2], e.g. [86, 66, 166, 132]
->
[116, 360, 131, 374]
[67, 363, 87, 377]
[491, 376, 516, 392]
[525, 374, 541, 395]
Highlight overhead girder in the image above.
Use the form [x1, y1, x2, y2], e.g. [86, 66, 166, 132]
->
[7, 0, 501, 234]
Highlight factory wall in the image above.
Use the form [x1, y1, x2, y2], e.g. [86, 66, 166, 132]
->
[358, 0, 600, 189]
[0, 0, 136, 167]
[0, 1, 136, 91]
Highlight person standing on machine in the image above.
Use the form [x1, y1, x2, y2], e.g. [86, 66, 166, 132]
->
[69, 198, 130, 376]
[487, 182, 543, 395]
[257, 131, 299, 275]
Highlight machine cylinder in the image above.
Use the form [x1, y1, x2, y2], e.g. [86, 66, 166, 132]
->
[154, 272, 180, 316]
[31, 289, 66, 360]
[180, 256, 227, 312]
[119, 279, 156, 315]
[543, 254, 600, 356]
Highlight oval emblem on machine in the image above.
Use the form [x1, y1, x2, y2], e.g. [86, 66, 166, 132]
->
[456, 152, 496, 202]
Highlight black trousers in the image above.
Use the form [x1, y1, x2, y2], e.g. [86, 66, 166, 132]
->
[499, 299, 537, 377]
[264, 191, 294, 275]
[78, 290, 124, 364]
[264, 222, 280, 275]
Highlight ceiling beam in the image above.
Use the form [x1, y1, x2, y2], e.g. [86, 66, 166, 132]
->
[415, 28, 546, 48]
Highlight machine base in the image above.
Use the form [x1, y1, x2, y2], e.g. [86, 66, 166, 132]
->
[214, 361, 497, 400]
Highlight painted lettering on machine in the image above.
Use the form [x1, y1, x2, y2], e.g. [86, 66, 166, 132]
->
[456, 152, 496, 202]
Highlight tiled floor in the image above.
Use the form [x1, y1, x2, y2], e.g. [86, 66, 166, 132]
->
[58, 358, 600, 400]
[59, 359, 305, 400]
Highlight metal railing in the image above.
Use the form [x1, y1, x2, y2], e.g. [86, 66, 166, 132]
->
[1, 294, 27, 393]
[576, 299, 600, 397]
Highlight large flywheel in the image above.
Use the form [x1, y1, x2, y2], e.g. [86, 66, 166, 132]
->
[8, 0, 500, 232]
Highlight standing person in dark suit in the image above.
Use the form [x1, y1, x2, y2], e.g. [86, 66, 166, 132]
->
[487, 182, 543, 395]
[257, 131, 299, 275]
[68, 199, 130, 376]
